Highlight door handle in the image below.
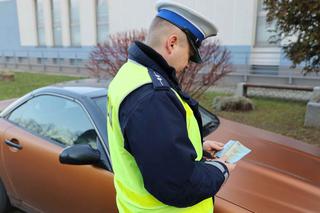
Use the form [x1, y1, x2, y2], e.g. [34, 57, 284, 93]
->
[4, 139, 23, 150]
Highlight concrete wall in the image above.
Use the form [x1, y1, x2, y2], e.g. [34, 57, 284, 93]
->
[108, 0, 155, 34]
[16, 0, 38, 46]
[79, 0, 97, 46]
[15, 0, 258, 46]
[108, 0, 257, 46]
[1, 0, 258, 64]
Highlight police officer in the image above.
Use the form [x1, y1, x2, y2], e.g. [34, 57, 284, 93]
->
[107, 1, 236, 212]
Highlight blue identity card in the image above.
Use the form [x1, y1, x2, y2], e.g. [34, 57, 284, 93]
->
[215, 140, 251, 164]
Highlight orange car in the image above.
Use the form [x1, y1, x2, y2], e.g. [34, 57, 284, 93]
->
[0, 79, 319, 213]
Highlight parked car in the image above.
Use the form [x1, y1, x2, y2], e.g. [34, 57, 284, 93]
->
[0, 79, 319, 213]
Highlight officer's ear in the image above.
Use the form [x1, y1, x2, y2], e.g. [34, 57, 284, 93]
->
[165, 34, 178, 55]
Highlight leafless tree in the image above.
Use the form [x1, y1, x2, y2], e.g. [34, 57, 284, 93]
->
[87, 29, 147, 78]
[178, 40, 231, 99]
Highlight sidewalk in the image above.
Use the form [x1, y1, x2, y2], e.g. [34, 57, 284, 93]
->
[0, 98, 17, 111]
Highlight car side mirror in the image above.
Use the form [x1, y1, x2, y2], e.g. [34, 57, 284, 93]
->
[59, 144, 100, 165]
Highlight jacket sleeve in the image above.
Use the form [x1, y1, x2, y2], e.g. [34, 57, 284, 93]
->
[119, 86, 229, 207]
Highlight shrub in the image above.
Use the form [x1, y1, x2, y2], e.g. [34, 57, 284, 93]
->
[87, 30, 231, 99]
[213, 96, 255, 111]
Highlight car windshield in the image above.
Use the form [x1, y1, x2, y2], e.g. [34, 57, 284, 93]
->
[92, 96, 219, 137]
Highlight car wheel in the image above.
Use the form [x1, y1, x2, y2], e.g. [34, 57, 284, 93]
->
[0, 180, 10, 213]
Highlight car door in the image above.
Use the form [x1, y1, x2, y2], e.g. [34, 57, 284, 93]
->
[2, 95, 116, 213]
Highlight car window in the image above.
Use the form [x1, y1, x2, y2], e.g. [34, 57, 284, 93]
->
[8, 95, 98, 149]
[93, 96, 107, 116]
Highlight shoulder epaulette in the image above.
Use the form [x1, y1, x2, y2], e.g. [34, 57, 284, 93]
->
[148, 69, 170, 90]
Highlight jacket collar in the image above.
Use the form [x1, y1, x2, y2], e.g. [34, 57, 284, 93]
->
[128, 41, 180, 90]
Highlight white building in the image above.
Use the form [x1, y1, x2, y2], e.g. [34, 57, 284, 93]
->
[0, 0, 310, 79]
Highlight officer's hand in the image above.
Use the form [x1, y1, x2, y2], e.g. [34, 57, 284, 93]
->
[203, 140, 224, 158]
[214, 156, 236, 173]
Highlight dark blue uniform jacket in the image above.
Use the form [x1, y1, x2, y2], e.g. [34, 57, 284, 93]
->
[119, 41, 228, 207]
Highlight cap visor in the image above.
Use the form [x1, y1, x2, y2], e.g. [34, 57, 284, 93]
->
[187, 36, 202, 63]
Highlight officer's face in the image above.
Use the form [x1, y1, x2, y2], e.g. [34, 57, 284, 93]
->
[171, 33, 192, 73]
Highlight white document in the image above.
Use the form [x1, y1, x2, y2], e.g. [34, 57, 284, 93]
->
[215, 140, 251, 164]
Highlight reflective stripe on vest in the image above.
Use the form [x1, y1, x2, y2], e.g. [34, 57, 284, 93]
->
[107, 61, 213, 213]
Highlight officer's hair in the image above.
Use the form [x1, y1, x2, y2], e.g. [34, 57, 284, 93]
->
[146, 17, 187, 48]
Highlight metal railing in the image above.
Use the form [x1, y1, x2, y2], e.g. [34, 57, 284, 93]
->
[0, 50, 90, 76]
[0, 49, 319, 84]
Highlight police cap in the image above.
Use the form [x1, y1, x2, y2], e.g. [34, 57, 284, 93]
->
[156, 0, 218, 63]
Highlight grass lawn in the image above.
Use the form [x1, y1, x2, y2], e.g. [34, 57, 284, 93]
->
[0, 72, 82, 100]
[199, 91, 320, 147]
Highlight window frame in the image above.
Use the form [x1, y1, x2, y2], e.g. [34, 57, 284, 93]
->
[254, 0, 280, 47]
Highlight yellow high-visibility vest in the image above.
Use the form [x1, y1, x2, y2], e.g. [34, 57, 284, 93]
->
[107, 60, 213, 213]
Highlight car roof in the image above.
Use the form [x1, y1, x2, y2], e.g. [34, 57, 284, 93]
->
[33, 79, 110, 98]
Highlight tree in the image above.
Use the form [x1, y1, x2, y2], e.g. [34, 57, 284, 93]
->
[87, 30, 231, 98]
[264, 0, 320, 73]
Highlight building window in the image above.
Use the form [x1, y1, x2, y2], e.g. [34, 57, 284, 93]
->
[36, 0, 46, 46]
[96, 0, 109, 43]
[52, 0, 62, 46]
[37, 58, 47, 64]
[69, 0, 80, 46]
[255, 0, 279, 47]
[70, 58, 82, 65]
[52, 58, 64, 64]
[18, 57, 26, 63]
